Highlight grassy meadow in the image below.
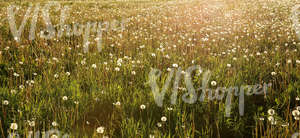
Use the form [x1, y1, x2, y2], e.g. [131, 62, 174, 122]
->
[0, 0, 300, 137]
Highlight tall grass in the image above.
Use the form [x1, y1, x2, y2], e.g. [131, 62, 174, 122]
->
[0, 0, 299, 137]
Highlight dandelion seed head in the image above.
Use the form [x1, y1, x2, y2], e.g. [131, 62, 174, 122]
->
[62, 96, 68, 101]
[140, 104, 146, 110]
[10, 123, 18, 130]
[292, 109, 300, 117]
[52, 121, 58, 127]
[161, 116, 167, 122]
[211, 81, 217, 86]
[2, 100, 9, 105]
[267, 109, 275, 116]
[96, 126, 105, 134]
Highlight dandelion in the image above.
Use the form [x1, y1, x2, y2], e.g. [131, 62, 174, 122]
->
[81, 60, 86, 65]
[281, 123, 289, 127]
[62, 96, 68, 101]
[2, 100, 9, 105]
[259, 117, 264, 121]
[211, 81, 217, 86]
[181, 71, 185, 74]
[66, 72, 70, 76]
[96, 126, 105, 134]
[157, 122, 162, 127]
[165, 55, 170, 59]
[10, 89, 16, 94]
[131, 71, 136, 75]
[292, 109, 300, 117]
[115, 67, 120, 71]
[256, 52, 261, 56]
[198, 69, 203, 74]
[52, 121, 58, 127]
[161, 116, 167, 122]
[267, 109, 275, 116]
[271, 72, 276, 76]
[52, 58, 58, 62]
[167, 107, 173, 111]
[267, 116, 274, 122]
[10, 123, 18, 130]
[28, 121, 35, 127]
[172, 64, 178, 68]
[13, 72, 19, 77]
[140, 104, 146, 110]
[50, 135, 58, 138]
[19, 85, 24, 89]
[114, 101, 121, 106]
